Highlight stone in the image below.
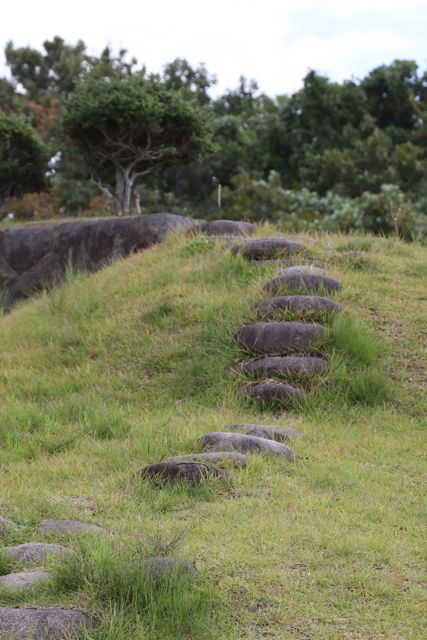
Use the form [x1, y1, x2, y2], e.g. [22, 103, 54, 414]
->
[234, 321, 325, 355]
[253, 295, 341, 319]
[142, 557, 197, 581]
[232, 236, 306, 260]
[0, 607, 95, 639]
[206, 235, 243, 245]
[234, 355, 328, 378]
[0, 517, 18, 538]
[139, 461, 229, 485]
[0, 213, 197, 306]
[200, 432, 294, 460]
[164, 452, 248, 467]
[195, 220, 256, 236]
[242, 382, 304, 405]
[0, 571, 52, 592]
[4, 543, 69, 566]
[264, 273, 342, 295]
[276, 265, 326, 276]
[228, 423, 304, 442]
[35, 520, 105, 536]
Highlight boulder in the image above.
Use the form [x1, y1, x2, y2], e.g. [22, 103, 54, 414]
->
[234, 355, 328, 378]
[195, 220, 256, 236]
[253, 295, 341, 319]
[35, 520, 105, 536]
[228, 423, 303, 442]
[164, 452, 247, 467]
[139, 461, 229, 485]
[232, 236, 306, 260]
[242, 382, 304, 405]
[0, 517, 18, 538]
[142, 557, 197, 581]
[1, 213, 196, 305]
[4, 543, 69, 566]
[264, 273, 342, 295]
[0, 571, 52, 592]
[200, 432, 294, 460]
[234, 321, 325, 355]
[0, 607, 95, 639]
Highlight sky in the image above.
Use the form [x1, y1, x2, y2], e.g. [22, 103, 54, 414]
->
[1, 0, 427, 96]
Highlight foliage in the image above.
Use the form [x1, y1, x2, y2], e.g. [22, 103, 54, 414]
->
[63, 76, 212, 214]
[0, 112, 47, 207]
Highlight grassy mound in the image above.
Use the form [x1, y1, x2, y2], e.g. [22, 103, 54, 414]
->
[0, 229, 425, 639]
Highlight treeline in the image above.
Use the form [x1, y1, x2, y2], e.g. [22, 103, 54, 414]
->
[0, 36, 426, 236]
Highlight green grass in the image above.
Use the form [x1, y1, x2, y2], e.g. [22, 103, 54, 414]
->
[0, 228, 426, 639]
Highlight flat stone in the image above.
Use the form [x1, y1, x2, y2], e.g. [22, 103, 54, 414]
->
[232, 236, 306, 260]
[164, 452, 247, 467]
[0, 517, 19, 538]
[242, 382, 304, 405]
[4, 543, 69, 566]
[0, 571, 53, 592]
[253, 295, 341, 320]
[234, 355, 328, 378]
[36, 520, 105, 536]
[228, 424, 304, 442]
[195, 220, 256, 236]
[264, 273, 342, 295]
[142, 557, 197, 581]
[0, 607, 95, 639]
[200, 432, 294, 460]
[276, 266, 326, 276]
[139, 461, 229, 485]
[234, 321, 325, 355]
[206, 235, 243, 245]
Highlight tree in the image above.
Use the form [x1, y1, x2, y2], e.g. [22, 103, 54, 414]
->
[0, 113, 47, 210]
[63, 76, 212, 214]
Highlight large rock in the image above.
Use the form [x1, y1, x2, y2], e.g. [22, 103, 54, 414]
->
[200, 432, 294, 460]
[0, 213, 196, 305]
[35, 520, 105, 536]
[164, 452, 247, 467]
[0, 607, 95, 639]
[0, 571, 52, 592]
[4, 543, 69, 566]
[0, 517, 18, 538]
[234, 355, 328, 378]
[264, 272, 342, 295]
[195, 220, 256, 236]
[253, 295, 341, 320]
[228, 424, 303, 442]
[234, 321, 325, 355]
[242, 382, 304, 405]
[139, 461, 229, 485]
[232, 236, 306, 260]
[142, 557, 197, 581]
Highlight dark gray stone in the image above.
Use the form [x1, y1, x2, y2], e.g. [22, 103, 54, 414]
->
[139, 461, 229, 485]
[0, 571, 52, 592]
[234, 355, 328, 378]
[200, 432, 294, 459]
[234, 321, 325, 355]
[253, 295, 341, 319]
[164, 452, 247, 467]
[4, 543, 69, 566]
[142, 557, 197, 581]
[0, 213, 196, 305]
[0, 517, 18, 538]
[232, 236, 306, 260]
[228, 424, 304, 442]
[35, 520, 105, 536]
[264, 273, 342, 295]
[195, 220, 256, 236]
[242, 382, 304, 405]
[0, 607, 95, 639]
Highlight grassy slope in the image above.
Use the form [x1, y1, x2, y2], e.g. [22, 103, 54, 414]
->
[0, 229, 426, 639]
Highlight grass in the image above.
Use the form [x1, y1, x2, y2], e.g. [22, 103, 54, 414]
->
[0, 227, 426, 639]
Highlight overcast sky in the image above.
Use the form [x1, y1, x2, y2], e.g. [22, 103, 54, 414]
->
[2, 0, 426, 96]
